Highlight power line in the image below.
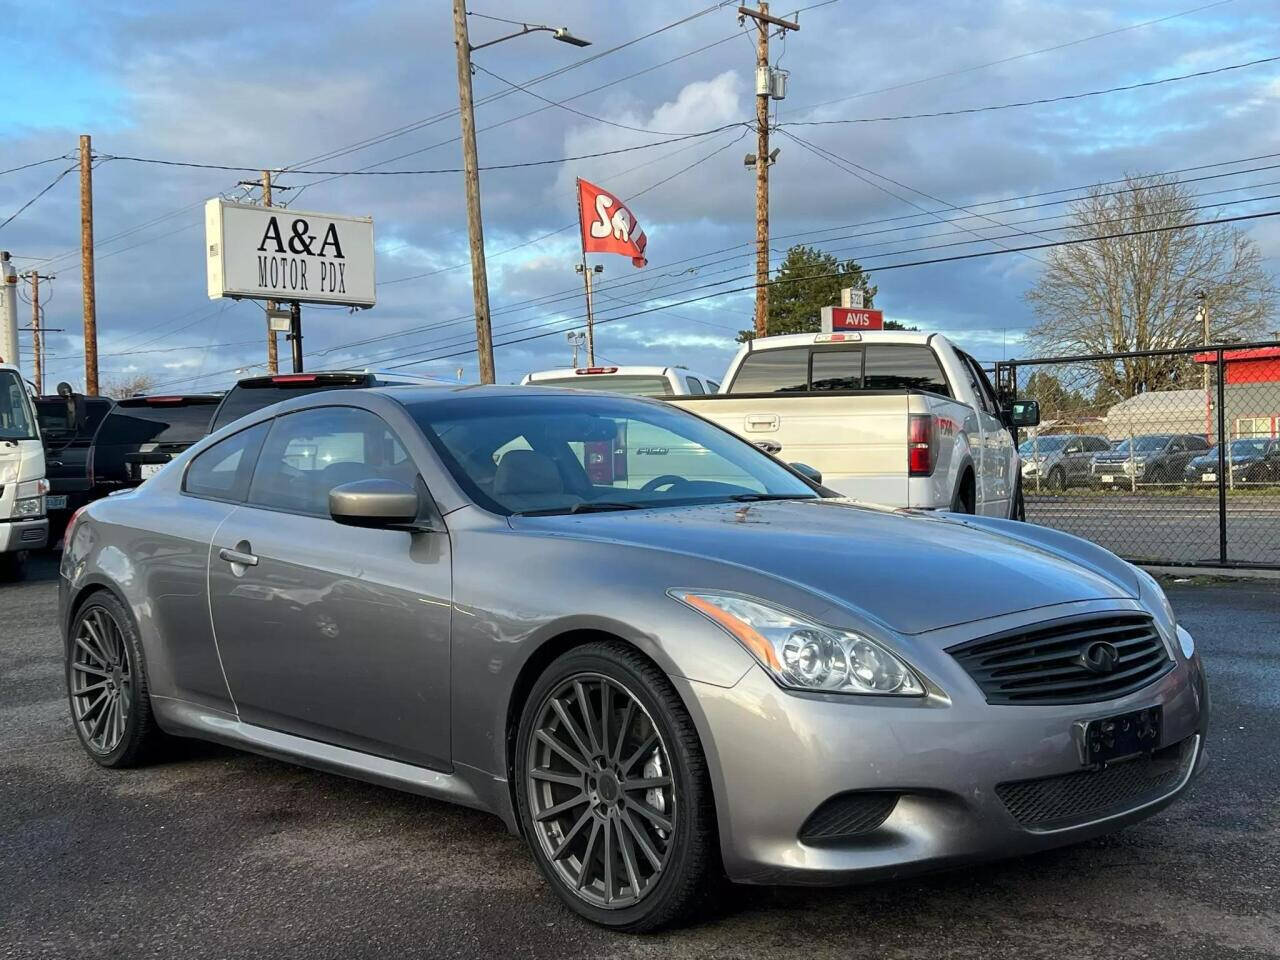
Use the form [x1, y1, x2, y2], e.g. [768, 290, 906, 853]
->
[790, 0, 1241, 115]
[0, 163, 77, 233]
[782, 54, 1280, 126]
[0, 155, 72, 177]
[376, 209, 1280, 369]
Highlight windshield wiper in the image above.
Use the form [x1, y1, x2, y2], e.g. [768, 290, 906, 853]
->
[518, 501, 643, 516]
[726, 493, 817, 502]
[569, 501, 643, 513]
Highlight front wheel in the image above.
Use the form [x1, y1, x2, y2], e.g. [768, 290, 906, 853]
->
[515, 642, 716, 932]
[1046, 466, 1066, 491]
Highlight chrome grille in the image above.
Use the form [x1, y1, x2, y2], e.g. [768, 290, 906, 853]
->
[949, 612, 1172, 705]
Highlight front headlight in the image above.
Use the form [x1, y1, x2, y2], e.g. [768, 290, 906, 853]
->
[1134, 567, 1179, 655]
[14, 496, 44, 518]
[670, 591, 925, 696]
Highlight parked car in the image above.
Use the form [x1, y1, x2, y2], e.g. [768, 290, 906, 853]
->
[668, 331, 1038, 517]
[1091, 434, 1210, 486]
[60, 384, 1205, 932]
[522, 365, 722, 396]
[1183, 437, 1279, 485]
[1019, 433, 1111, 490]
[1241, 438, 1280, 484]
[207, 370, 447, 433]
[34, 391, 115, 543]
[91, 394, 222, 494]
[0, 362, 46, 576]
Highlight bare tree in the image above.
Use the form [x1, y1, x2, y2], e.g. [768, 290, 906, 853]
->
[1025, 174, 1276, 398]
[101, 372, 157, 399]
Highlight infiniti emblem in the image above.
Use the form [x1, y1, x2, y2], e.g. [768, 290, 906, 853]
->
[1077, 640, 1120, 675]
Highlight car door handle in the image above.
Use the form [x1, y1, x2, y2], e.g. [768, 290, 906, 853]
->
[218, 547, 258, 567]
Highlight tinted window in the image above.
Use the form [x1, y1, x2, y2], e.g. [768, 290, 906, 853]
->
[866, 345, 951, 396]
[529, 375, 673, 396]
[36, 397, 113, 440]
[811, 349, 863, 391]
[706, 380, 720, 393]
[684, 376, 705, 395]
[1087, 437, 1111, 451]
[411, 393, 816, 516]
[184, 422, 270, 501]
[248, 407, 417, 517]
[210, 379, 369, 432]
[730, 347, 810, 393]
[97, 400, 217, 444]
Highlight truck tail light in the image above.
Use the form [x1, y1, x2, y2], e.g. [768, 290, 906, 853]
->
[908, 414, 937, 476]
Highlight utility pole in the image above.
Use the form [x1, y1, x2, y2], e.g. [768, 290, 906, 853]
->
[575, 261, 603, 366]
[262, 170, 279, 375]
[450, 5, 591, 383]
[739, 4, 798, 340]
[452, 0, 496, 385]
[79, 134, 99, 396]
[24, 272, 55, 395]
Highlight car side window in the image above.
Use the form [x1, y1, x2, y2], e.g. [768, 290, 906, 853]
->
[247, 407, 418, 518]
[706, 380, 720, 393]
[959, 353, 997, 414]
[684, 376, 705, 395]
[183, 421, 270, 502]
[1168, 438, 1184, 453]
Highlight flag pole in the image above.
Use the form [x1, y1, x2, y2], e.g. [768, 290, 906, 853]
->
[575, 178, 596, 366]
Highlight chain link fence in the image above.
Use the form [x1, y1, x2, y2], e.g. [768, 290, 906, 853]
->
[996, 341, 1280, 569]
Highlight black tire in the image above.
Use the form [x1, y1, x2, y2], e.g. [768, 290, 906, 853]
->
[1046, 466, 1066, 491]
[950, 472, 975, 514]
[1011, 476, 1026, 521]
[0, 551, 27, 582]
[65, 591, 163, 768]
[514, 641, 716, 933]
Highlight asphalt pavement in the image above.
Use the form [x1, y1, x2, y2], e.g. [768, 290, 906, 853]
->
[2, 553, 1278, 959]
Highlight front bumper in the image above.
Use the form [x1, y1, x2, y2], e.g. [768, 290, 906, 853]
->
[0, 516, 49, 553]
[679, 626, 1208, 886]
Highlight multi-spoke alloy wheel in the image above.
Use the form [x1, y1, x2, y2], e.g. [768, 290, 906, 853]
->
[66, 594, 161, 768]
[70, 606, 133, 755]
[527, 673, 675, 909]
[516, 643, 714, 932]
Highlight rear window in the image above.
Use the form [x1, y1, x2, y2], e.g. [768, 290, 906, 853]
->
[729, 344, 950, 396]
[36, 397, 112, 439]
[210, 376, 369, 431]
[529, 375, 673, 396]
[97, 400, 217, 445]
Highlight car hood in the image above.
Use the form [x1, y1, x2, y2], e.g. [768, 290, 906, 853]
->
[1095, 451, 1145, 461]
[516, 499, 1140, 635]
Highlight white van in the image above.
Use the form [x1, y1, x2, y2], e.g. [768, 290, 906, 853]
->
[0, 363, 48, 576]
[521, 365, 722, 396]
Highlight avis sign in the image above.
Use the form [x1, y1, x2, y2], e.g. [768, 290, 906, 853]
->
[205, 200, 376, 308]
[821, 306, 884, 332]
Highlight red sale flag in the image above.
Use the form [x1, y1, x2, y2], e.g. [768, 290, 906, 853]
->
[577, 178, 648, 268]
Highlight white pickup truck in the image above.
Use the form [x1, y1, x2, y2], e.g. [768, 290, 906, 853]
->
[0, 362, 48, 576]
[669, 331, 1038, 517]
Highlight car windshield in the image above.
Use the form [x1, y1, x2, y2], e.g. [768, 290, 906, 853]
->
[1018, 435, 1069, 454]
[409, 393, 819, 516]
[1113, 436, 1170, 454]
[0, 370, 38, 440]
[528, 375, 673, 396]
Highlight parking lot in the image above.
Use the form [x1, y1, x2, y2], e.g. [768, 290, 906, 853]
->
[0, 554, 1275, 959]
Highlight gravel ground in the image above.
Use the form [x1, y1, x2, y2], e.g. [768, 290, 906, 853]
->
[1, 554, 1277, 959]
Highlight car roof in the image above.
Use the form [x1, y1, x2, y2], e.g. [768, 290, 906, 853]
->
[523, 366, 719, 381]
[736, 330, 939, 350]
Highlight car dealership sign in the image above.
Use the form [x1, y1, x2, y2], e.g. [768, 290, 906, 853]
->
[205, 200, 376, 308]
[821, 306, 884, 332]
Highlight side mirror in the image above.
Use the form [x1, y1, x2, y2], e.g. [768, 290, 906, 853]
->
[789, 462, 822, 485]
[329, 478, 420, 529]
[1008, 399, 1040, 428]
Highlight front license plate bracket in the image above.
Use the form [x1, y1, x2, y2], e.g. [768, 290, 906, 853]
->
[1076, 706, 1163, 767]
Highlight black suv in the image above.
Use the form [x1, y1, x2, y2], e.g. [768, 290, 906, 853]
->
[91, 394, 223, 494]
[207, 370, 446, 434]
[34, 392, 115, 542]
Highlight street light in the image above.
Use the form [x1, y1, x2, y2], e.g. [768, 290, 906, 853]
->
[451, 2, 592, 383]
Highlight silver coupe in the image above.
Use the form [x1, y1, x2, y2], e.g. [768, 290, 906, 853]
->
[59, 385, 1208, 931]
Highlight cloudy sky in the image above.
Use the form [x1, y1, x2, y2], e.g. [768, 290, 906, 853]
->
[3, 0, 1278, 393]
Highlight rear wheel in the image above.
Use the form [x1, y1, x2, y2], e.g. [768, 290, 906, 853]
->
[950, 471, 976, 514]
[515, 642, 715, 932]
[66, 592, 163, 768]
